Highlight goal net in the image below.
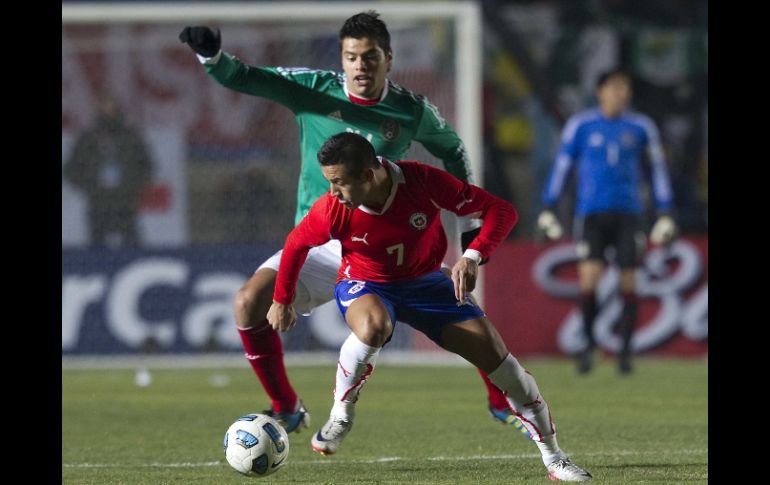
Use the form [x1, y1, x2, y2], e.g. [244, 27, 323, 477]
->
[62, 2, 482, 358]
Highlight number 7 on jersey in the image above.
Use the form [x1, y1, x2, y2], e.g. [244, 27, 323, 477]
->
[386, 243, 404, 266]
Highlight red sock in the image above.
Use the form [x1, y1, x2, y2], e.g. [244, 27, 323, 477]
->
[237, 324, 298, 413]
[478, 367, 511, 411]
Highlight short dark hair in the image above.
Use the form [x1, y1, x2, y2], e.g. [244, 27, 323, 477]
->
[317, 132, 378, 178]
[339, 10, 391, 54]
[596, 68, 630, 89]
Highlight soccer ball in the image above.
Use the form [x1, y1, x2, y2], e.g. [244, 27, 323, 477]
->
[223, 413, 290, 477]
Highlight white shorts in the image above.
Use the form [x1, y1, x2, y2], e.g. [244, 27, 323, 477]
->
[258, 240, 341, 315]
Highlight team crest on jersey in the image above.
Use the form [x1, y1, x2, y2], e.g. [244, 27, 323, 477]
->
[380, 119, 399, 141]
[621, 131, 637, 147]
[409, 212, 428, 230]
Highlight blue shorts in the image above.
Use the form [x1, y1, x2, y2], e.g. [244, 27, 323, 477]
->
[334, 271, 485, 346]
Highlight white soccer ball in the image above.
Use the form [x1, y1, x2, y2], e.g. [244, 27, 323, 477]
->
[223, 413, 290, 477]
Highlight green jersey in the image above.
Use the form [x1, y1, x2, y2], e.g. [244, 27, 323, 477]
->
[206, 53, 473, 226]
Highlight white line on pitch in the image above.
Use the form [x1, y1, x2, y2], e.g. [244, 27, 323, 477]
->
[63, 448, 707, 469]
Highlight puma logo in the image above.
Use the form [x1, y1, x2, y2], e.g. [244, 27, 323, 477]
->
[351, 233, 369, 245]
[456, 195, 473, 210]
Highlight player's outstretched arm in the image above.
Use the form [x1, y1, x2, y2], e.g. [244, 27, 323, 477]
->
[179, 26, 221, 57]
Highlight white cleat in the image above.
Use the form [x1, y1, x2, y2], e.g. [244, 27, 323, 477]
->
[310, 417, 353, 456]
[547, 458, 593, 482]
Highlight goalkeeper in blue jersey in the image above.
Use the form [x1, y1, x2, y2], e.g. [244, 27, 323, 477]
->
[180, 12, 528, 438]
[536, 69, 676, 375]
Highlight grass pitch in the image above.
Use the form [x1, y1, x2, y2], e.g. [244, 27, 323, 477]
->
[62, 357, 707, 484]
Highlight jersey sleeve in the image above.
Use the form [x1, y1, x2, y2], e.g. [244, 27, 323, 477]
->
[542, 115, 582, 208]
[273, 197, 334, 304]
[411, 163, 518, 260]
[639, 115, 674, 212]
[205, 53, 331, 112]
[413, 96, 474, 183]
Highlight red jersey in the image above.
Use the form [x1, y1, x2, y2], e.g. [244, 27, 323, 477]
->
[274, 160, 518, 304]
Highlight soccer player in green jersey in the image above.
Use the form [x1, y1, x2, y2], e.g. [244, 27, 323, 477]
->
[180, 11, 528, 439]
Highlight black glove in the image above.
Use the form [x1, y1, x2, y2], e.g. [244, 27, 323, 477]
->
[179, 26, 221, 57]
[460, 227, 489, 265]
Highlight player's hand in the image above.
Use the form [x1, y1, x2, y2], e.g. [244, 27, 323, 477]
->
[650, 215, 677, 245]
[460, 227, 489, 265]
[451, 257, 478, 302]
[536, 210, 563, 240]
[179, 26, 222, 57]
[266, 301, 297, 332]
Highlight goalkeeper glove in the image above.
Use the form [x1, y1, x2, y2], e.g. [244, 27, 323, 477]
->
[536, 210, 563, 240]
[460, 227, 488, 265]
[179, 26, 222, 57]
[650, 215, 677, 245]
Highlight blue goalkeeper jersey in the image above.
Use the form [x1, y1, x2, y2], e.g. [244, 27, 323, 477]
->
[542, 108, 673, 216]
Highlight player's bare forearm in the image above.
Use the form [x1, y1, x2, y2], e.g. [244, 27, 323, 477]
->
[266, 301, 297, 332]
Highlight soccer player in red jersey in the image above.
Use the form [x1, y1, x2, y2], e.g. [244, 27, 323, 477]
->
[268, 133, 592, 482]
[180, 11, 518, 432]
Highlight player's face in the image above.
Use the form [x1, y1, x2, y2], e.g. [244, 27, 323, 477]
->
[341, 37, 392, 100]
[322, 163, 373, 209]
[597, 76, 631, 117]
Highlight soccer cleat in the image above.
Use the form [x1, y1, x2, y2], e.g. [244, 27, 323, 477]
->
[547, 458, 593, 482]
[488, 405, 532, 439]
[263, 400, 310, 434]
[311, 417, 353, 456]
[618, 355, 633, 375]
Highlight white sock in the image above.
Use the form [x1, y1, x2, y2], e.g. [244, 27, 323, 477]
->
[535, 436, 567, 466]
[487, 353, 567, 465]
[330, 333, 380, 421]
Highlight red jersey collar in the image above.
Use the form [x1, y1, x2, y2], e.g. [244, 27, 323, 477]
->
[343, 78, 389, 105]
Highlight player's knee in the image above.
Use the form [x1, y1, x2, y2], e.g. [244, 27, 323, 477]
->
[233, 286, 269, 329]
[355, 315, 392, 347]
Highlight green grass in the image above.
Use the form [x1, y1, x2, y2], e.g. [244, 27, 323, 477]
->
[62, 358, 707, 484]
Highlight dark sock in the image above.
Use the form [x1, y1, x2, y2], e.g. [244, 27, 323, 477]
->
[618, 292, 638, 359]
[580, 292, 598, 349]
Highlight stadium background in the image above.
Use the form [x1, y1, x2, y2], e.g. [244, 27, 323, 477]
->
[62, 0, 707, 360]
